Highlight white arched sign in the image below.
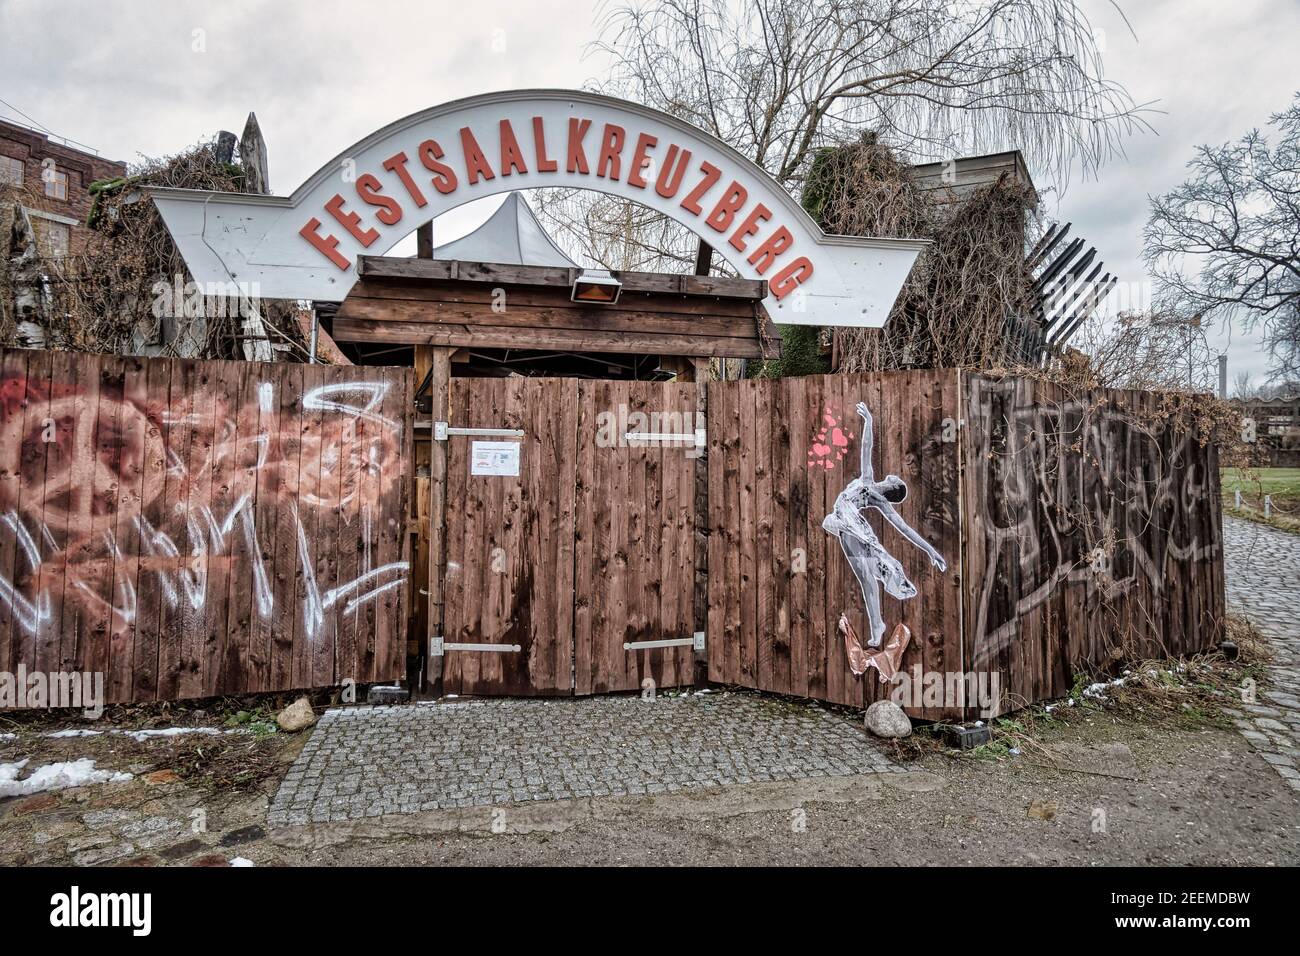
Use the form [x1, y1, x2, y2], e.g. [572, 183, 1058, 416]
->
[149, 90, 927, 327]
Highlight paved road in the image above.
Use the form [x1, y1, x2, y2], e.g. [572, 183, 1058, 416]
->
[1222, 517, 1300, 793]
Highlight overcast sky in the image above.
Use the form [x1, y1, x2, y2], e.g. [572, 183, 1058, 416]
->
[1, 0, 1296, 383]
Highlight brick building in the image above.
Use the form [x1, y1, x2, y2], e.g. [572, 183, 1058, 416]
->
[0, 117, 127, 256]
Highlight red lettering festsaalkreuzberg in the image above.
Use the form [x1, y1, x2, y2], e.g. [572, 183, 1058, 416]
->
[299, 115, 811, 298]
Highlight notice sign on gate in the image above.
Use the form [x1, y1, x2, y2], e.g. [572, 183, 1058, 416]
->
[471, 440, 521, 476]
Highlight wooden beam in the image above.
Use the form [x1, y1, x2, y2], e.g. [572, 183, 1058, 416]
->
[425, 347, 451, 697]
[347, 278, 760, 318]
[339, 295, 760, 338]
[416, 222, 433, 259]
[330, 317, 768, 359]
[356, 255, 766, 299]
[693, 240, 713, 276]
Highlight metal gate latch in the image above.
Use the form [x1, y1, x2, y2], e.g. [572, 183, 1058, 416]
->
[623, 428, 706, 447]
[434, 421, 525, 441]
[430, 638, 521, 656]
[623, 632, 706, 651]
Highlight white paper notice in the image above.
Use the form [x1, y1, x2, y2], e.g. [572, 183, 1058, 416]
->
[470, 441, 521, 477]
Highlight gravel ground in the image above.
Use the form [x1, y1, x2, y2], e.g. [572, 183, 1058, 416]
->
[3, 689, 1296, 866]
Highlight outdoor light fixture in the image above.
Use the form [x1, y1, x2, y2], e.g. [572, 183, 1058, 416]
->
[571, 271, 622, 304]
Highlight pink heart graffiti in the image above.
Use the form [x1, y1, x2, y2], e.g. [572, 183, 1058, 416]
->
[806, 405, 855, 470]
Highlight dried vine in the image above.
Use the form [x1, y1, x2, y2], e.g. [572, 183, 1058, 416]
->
[803, 135, 1040, 373]
[1, 139, 309, 360]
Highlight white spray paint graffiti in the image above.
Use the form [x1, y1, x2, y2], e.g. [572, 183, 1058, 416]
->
[0, 371, 409, 668]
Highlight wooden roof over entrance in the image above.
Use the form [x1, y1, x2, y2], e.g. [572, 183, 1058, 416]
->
[332, 256, 780, 360]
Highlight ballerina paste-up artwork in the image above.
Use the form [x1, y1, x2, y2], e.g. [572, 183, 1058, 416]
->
[821, 401, 947, 682]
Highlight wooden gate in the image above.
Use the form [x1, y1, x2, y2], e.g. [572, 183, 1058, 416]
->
[440, 377, 577, 696]
[574, 380, 698, 694]
[0, 348, 414, 704]
[437, 377, 699, 696]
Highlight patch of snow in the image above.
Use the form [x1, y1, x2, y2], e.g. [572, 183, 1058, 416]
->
[42, 726, 229, 742]
[230, 857, 255, 867]
[1083, 676, 1128, 700]
[0, 732, 15, 740]
[0, 758, 133, 797]
[116, 727, 222, 742]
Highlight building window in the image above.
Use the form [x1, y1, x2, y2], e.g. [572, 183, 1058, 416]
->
[35, 220, 71, 258]
[0, 156, 23, 186]
[44, 167, 69, 200]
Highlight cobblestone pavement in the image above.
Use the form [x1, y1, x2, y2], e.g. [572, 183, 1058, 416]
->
[1222, 516, 1300, 794]
[268, 693, 899, 824]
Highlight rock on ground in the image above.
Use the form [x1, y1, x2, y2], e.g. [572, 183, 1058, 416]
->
[276, 698, 318, 733]
[864, 700, 911, 738]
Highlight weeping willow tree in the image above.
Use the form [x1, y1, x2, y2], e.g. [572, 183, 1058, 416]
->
[535, 0, 1147, 276]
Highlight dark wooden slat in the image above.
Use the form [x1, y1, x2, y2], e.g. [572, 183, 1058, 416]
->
[348, 280, 762, 320]
[331, 317, 768, 359]
[356, 255, 766, 299]
[0, 349, 31, 680]
[268, 361, 304, 693]
[32, 349, 67, 682]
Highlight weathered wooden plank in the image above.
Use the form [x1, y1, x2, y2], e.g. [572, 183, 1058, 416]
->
[346, 281, 761, 321]
[267, 361, 304, 694]
[705, 379, 725, 686]
[330, 317, 768, 359]
[0, 348, 31, 680]
[376, 365, 412, 683]
[573, 380, 598, 696]
[604, 380, 630, 694]
[334, 365, 366, 687]
[149, 358, 191, 699]
[356, 255, 766, 299]
[752, 376, 774, 693]
[177, 359, 216, 699]
[786, 375, 810, 699]
[31, 349, 67, 683]
[223, 361, 258, 692]
[104, 356, 148, 704]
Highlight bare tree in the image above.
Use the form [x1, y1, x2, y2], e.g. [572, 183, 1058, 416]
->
[542, 0, 1149, 272]
[1067, 309, 1218, 392]
[1143, 93, 1300, 383]
[1231, 370, 1257, 400]
[595, 0, 1147, 186]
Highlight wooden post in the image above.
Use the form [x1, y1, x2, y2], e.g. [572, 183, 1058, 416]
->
[425, 346, 451, 696]
[417, 222, 434, 259]
[693, 239, 713, 277]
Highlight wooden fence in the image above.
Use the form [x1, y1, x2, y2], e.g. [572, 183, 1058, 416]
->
[0, 351, 1223, 719]
[961, 374, 1225, 713]
[0, 348, 412, 704]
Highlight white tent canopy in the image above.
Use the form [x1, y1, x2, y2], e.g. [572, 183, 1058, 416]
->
[433, 192, 577, 268]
